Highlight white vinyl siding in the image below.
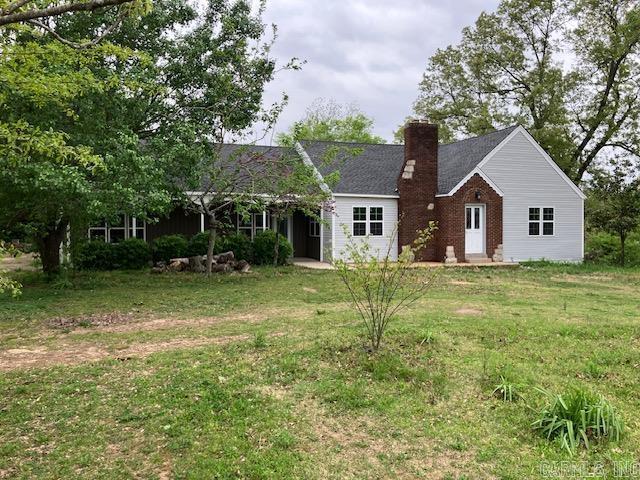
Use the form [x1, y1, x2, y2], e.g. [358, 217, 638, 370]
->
[479, 131, 583, 262]
[331, 196, 398, 261]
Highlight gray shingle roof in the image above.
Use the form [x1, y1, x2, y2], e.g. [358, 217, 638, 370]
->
[301, 126, 519, 196]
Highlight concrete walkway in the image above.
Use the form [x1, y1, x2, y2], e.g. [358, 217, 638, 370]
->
[292, 257, 519, 270]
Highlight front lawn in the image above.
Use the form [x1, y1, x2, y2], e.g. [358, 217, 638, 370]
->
[1, 264, 639, 479]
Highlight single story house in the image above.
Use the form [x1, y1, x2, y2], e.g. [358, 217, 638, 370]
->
[89, 122, 585, 263]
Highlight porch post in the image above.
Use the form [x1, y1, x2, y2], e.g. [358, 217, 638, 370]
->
[200, 213, 205, 233]
[319, 209, 324, 263]
[262, 210, 267, 231]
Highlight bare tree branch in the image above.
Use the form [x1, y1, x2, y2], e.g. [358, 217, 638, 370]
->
[0, 0, 135, 27]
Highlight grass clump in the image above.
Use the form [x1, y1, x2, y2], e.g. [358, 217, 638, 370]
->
[492, 376, 521, 402]
[532, 388, 623, 455]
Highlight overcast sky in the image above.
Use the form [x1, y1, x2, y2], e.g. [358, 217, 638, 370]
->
[259, 0, 500, 144]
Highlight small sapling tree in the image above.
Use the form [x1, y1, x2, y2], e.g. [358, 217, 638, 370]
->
[333, 221, 438, 352]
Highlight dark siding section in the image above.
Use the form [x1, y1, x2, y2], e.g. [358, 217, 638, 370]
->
[147, 207, 201, 242]
[291, 211, 320, 260]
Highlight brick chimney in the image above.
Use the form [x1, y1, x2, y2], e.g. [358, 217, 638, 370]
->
[397, 121, 439, 261]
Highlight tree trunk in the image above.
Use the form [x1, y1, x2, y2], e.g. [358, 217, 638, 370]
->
[620, 233, 626, 267]
[206, 213, 217, 276]
[273, 213, 280, 266]
[36, 219, 68, 276]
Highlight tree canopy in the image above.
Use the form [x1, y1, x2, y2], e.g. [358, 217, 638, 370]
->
[277, 99, 385, 145]
[404, 0, 640, 182]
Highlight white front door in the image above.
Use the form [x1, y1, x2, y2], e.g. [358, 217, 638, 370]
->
[465, 205, 485, 254]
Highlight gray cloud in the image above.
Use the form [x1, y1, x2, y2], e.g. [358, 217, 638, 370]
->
[259, 0, 500, 143]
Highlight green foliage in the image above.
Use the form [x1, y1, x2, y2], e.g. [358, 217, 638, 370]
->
[585, 230, 640, 266]
[75, 241, 117, 271]
[113, 238, 151, 269]
[185, 232, 210, 257]
[151, 235, 188, 263]
[186, 232, 253, 261]
[0, 241, 21, 297]
[587, 162, 640, 266]
[532, 388, 623, 455]
[333, 222, 438, 351]
[492, 376, 521, 402]
[252, 230, 293, 266]
[219, 233, 253, 262]
[277, 98, 385, 144]
[405, 0, 640, 181]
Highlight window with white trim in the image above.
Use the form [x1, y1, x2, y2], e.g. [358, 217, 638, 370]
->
[352, 206, 384, 236]
[88, 215, 145, 243]
[309, 218, 320, 237]
[529, 207, 554, 236]
[369, 207, 383, 236]
[352, 207, 367, 236]
[237, 213, 271, 239]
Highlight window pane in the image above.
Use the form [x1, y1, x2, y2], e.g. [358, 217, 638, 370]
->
[466, 208, 471, 229]
[529, 208, 540, 221]
[543, 208, 554, 221]
[370, 207, 383, 221]
[370, 222, 383, 236]
[543, 222, 554, 236]
[89, 229, 107, 241]
[474, 208, 480, 229]
[353, 207, 366, 221]
[529, 222, 540, 236]
[254, 213, 264, 229]
[110, 229, 125, 243]
[353, 222, 366, 236]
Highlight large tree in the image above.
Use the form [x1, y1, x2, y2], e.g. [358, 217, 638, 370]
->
[0, 1, 181, 274]
[405, 0, 640, 182]
[277, 98, 385, 145]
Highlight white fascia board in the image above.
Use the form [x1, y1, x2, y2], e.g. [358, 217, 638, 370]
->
[294, 141, 332, 195]
[332, 193, 400, 199]
[440, 168, 505, 197]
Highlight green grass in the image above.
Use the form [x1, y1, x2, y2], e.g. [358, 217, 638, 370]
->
[1, 263, 640, 479]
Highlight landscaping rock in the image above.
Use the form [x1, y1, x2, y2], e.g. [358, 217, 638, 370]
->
[168, 259, 187, 272]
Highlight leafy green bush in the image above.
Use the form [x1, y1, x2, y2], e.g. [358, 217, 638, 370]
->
[252, 230, 293, 265]
[152, 234, 188, 263]
[75, 240, 117, 270]
[186, 232, 209, 257]
[220, 233, 253, 262]
[186, 232, 253, 261]
[585, 231, 640, 266]
[113, 238, 151, 269]
[532, 388, 623, 455]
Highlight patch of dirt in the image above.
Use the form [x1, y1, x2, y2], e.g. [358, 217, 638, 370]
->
[0, 253, 38, 272]
[0, 333, 285, 372]
[49, 312, 137, 329]
[297, 399, 489, 479]
[302, 287, 318, 294]
[455, 308, 483, 316]
[60, 307, 314, 336]
[449, 280, 475, 286]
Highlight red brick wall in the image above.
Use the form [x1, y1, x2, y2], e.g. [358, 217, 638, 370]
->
[397, 122, 439, 261]
[435, 174, 502, 262]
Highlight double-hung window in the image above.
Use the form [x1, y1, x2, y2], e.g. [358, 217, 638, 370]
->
[352, 207, 367, 236]
[352, 207, 383, 236]
[369, 207, 383, 236]
[529, 207, 554, 236]
[88, 215, 145, 243]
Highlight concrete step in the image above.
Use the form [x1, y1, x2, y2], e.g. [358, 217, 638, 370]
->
[466, 254, 493, 264]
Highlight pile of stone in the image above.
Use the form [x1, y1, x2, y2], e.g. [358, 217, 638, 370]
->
[152, 251, 250, 274]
